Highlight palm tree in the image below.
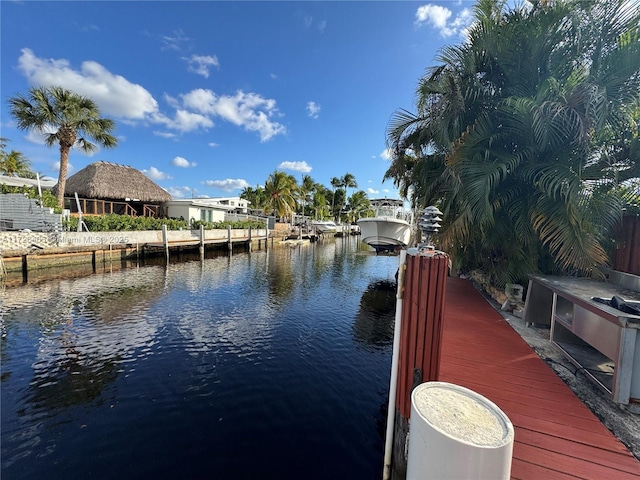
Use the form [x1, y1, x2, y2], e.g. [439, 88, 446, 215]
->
[346, 190, 370, 223]
[385, 0, 640, 284]
[240, 185, 267, 212]
[263, 170, 297, 221]
[340, 172, 358, 222]
[330, 176, 341, 221]
[311, 190, 329, 219]
[8, 86, 117, 208]
[298, 174, 315, 218]
[0, 139, 34, 178]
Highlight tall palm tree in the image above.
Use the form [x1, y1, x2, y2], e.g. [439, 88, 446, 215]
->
[263, 170, 297, 221]
[298, 174, 315, 218]
[8, 86, 117, 208]
[385, 0, 640, 284]
[340, 172, 358, 222]
[330, 176, 341, 221]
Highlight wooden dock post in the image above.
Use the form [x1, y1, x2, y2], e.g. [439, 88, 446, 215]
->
[22, 254, 28, 283]
[227, 225, 232, 254]
[389, 249, 449, 480]
[162, 224, 169, 263]
[199, 225, 205, 259]
[248, 226, 252, 253]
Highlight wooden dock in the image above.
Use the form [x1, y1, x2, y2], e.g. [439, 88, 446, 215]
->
[441, 277, 640, 479]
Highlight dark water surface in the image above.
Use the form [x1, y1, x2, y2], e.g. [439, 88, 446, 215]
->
[1, 237, 400, 480]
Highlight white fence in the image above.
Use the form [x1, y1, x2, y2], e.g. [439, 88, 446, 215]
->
[0, 228, 268, 253]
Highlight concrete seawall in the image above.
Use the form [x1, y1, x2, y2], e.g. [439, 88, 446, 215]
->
[0, 228, 270, 275]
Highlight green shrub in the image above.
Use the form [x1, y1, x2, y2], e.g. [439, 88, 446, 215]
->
[1, 185, 61, 212]
[61, 214, 266, 231]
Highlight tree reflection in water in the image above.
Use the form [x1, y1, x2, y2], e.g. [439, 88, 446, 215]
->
[353, 279, 397, 351]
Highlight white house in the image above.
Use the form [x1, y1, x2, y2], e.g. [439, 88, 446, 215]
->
[163, 197, 250, 223]
[203, 197, 249, 213]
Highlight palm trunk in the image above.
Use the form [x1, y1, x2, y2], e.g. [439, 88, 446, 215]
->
[56, 145, 70, 209]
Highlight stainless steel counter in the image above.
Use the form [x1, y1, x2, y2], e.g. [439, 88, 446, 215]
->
[524, 275, 640, 412]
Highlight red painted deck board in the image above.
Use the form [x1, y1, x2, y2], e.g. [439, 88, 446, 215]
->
[440, 277, 640, 479]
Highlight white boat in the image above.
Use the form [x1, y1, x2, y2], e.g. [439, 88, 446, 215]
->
[311, 220, 338, 234]
[357, 199, 413, 253]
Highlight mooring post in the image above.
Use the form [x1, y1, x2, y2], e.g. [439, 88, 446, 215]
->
[227, 225, 232, 254]
[248, 226, 252, 253]
[162, 224, 169, 263]
[22, 254, 28, 283]
[388, 249, 449, 480]
[383, 203, 449, 479]
[199, 225, 205, 259]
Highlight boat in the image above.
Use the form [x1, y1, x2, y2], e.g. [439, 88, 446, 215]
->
[310, 220, 338, 234]
[357, 198, 413, 253]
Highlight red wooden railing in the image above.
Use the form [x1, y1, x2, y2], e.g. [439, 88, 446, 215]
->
[64, 197, 162, 218]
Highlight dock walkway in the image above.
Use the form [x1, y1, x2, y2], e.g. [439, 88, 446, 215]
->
[441, 277, 640, 479]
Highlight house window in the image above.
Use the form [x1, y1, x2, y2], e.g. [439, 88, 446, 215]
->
[200, 210, 206, 221]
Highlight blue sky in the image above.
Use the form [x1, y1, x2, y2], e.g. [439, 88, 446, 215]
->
[1, 1, 475, 199]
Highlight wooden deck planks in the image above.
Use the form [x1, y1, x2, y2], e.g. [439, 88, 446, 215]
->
[439, 277, 640, 479]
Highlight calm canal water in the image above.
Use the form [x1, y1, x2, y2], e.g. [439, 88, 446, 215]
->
[1, 237, 400, 479]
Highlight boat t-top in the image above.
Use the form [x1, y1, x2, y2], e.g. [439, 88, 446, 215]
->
[357, 198, 413, 253]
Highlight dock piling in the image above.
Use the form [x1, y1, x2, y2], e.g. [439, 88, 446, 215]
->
[199, 225, 205, 259]
[387, 249, 449, 480]
[162, 225, 169, 263]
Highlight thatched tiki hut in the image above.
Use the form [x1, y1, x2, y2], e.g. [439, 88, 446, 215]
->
[54, 161, 172, 217]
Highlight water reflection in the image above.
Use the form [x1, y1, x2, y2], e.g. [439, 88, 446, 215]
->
[353, 280, 397, 350]
[1, 270, 166, 468]
[1, 238, 400, 480]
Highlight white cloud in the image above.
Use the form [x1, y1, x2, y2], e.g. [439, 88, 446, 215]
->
[166, 186, 194, 198]
[184, 54, 219, 78]
[306, 101, 321, 119]
[17, 48, 159, 120]
[15, 50, 285, 140]
[380, 148, 392, 160]
[153, 131, 178, 139]
[161, 29, 190, 51]
[278, 161, 312, 173]
[367, 188, 379, 194]
[150, 109, 214, 133]
[171, 156, 196, 168]
[382, 188, 390, 193]
[143, 166, 172, 180]
[181, 88, 286, 141]
[415, 4, 473, 37]
[52, 161, 73, 174]
[208, 142, 219, 148]
[203, 178, 250, 192]
[303, 15, 326, 33]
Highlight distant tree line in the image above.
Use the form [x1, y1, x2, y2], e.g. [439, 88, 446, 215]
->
[240, 171, 373, 224]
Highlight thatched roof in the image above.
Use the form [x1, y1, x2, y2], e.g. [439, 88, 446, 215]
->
[56, 161, 172, 203]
